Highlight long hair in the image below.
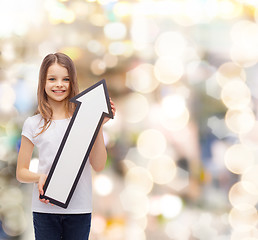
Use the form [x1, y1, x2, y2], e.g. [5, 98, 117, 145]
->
[36, 53, 79, 135]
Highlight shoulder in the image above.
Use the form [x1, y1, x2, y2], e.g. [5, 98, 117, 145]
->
[23, 114, 43, 128]
[21, 114, 43, 143]
[26, 114, 43, 122]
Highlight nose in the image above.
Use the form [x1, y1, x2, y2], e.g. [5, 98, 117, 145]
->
[56, 79, 63, 87]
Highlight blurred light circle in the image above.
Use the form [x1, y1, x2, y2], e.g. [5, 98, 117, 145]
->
[135, 217, 148, 231]
[165, 221, 191, 239]
[0, 0, 43, 36]
[89, 13, 106, 27]
[239, 121, 258, 150]
[63, 10, 75, 24]
[216, 62, 246, 87]
[160, 107, 190, 132]
[155, 31, 187, 57]
[243, 238, 258, 240]
[126, 63, 159, 93]
[90, 59, 106, 76]
[59, 47, 82, 61]
[104, 22, 127, 40]
[48, 4, 75, 24]
[108, 41, 128, 56]
[0, 187, 23, 207]
[229, 206, 258, 231]
[225, 108, 255, 134]
[2, 43, 15, 62]
[70, 2, 89, 19]
[161, 95, 186, 118]
[254, 7, 258, 23]
[120, 187, 149, 218]
[168, 167, 189, 191]
[218, 0, 242, 19]
[160, 194, 183, 219]
[231, 20, 258, 46]
[154, 57, 184, 84]
[137, 129, 167, 159]
[221, 80, 251, 110]
[0, 137, 8, 159]
[113, 2, 132, 17]
[103, 53, 118, 68]
[242, 165, 258, 196]
[149, 196, 161, 216]
[224, 144, 254, 175]
[148, 155, 177, 184]
[97, 0, 116, 4]
[230, 43, 258, 68]
[94, 174, 113, 196]
[2, 206, 27, 237]
[229, 181, 258, 210]
[125, 166, 153, 194]
[230, 21, 258, 67]
[108, 42, 121, 57]
[87, 40, 105, 55]
[186, 60, 213, 85]
[231, 228, 258, 240]
[126, 225, 146, 240]
[172, 1, 203, 26]
[122, 93, 149, 123]
[91, 215, 107, 234]
[0, 83, 16, 112]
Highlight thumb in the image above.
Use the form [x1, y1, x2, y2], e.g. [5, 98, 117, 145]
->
[38, 183, 43, 195]
[38, 175, 46, 195]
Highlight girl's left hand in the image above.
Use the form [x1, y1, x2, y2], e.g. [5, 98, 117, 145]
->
[103, 98, 116, 124]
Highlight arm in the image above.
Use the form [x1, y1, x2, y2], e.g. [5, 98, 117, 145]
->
[16, 136, 40, 183]
[89, 98, 116, 172]
[16, 136, 49, 204]
[89, 126, 107, 172]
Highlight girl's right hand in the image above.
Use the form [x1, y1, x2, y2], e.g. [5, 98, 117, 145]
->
[38, 174, 50, 204]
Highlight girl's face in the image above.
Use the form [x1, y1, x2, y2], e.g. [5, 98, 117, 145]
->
[45, 63, 71, 104]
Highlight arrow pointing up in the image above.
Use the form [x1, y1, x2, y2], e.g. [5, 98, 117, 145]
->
[41, 79, 113, 208]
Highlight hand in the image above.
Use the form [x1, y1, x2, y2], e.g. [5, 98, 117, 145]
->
[103, 98, 116, 125]
[38, 174, 50, 204]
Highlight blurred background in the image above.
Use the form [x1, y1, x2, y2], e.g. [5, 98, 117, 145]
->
[1, 0, 258, 239]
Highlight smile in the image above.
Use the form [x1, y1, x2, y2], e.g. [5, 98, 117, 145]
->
[52, 90, 66, 93]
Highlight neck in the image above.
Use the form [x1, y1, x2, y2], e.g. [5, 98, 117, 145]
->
[48, 99, 69, 120]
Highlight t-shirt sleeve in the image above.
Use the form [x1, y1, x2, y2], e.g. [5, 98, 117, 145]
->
[21, 117, 35, 145]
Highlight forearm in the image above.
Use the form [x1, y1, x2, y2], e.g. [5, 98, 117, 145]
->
[17, 163, 48, 202]
[89, 126, 107, 172]
[16, 136, 43, 184]
[16, 167, 42, 184]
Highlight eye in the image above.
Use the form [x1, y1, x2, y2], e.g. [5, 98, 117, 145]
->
[48, 78, 55, 81]
[64, 78, 70, 82]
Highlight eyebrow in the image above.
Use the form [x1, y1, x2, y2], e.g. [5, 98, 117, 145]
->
[47, 75, 70, 78]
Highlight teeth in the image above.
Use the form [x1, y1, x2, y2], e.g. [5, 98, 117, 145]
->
[53, 90, 64, 93]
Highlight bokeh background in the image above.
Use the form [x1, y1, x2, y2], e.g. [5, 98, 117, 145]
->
[1, 0, 258, 239]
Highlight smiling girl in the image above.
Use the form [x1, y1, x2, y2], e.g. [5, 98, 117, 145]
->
[16, 53, 116, 240]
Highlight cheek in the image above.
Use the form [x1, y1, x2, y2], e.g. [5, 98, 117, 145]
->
[67, 83, 71, 94]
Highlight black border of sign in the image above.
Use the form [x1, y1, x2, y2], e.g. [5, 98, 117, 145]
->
[40, 79, 113, 208]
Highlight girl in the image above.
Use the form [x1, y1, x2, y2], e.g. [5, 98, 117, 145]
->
[16, 53, 116, 240]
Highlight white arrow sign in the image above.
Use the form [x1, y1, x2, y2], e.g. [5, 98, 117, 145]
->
[40, 79, 113, 208]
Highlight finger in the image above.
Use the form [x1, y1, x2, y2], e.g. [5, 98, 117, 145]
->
[110, 98, 114, 105]
[38, 187, 43, 196]
[112, 107, 116, 115]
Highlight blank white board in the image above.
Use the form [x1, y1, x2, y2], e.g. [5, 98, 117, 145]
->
[40, 79, 113, 208]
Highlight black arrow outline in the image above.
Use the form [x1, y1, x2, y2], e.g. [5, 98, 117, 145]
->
[40, 79, 113, 208]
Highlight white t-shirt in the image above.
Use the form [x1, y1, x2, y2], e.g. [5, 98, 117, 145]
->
[22, 114, 92, 214]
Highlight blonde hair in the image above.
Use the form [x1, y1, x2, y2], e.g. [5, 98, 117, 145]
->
[36, 53, 79, 135]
